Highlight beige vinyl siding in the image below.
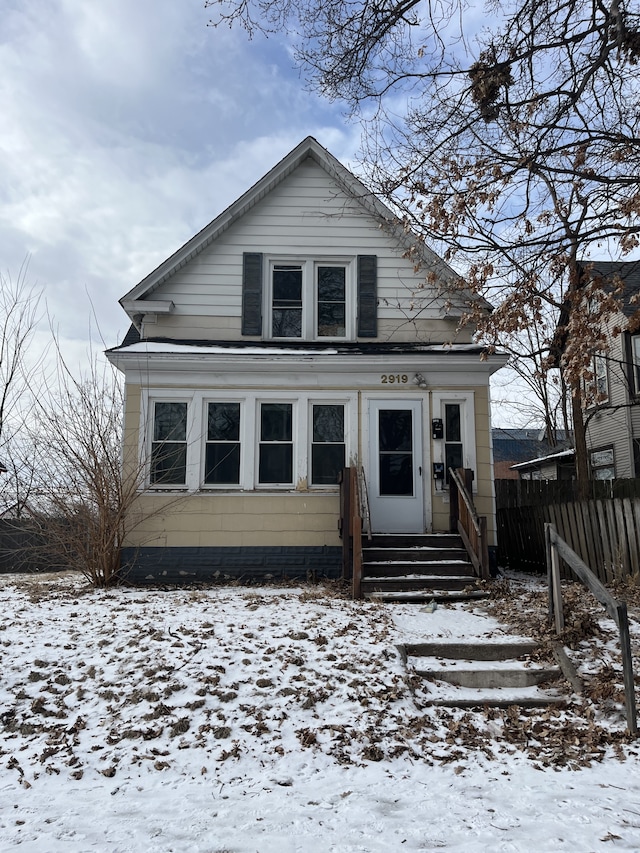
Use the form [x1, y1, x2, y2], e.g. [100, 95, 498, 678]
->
[124, 492, 341, 549]
[150, 313, 472, 343]
[145, 160, 459, 339]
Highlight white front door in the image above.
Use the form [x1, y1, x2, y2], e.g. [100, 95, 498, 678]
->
[367, 399, 425, 533]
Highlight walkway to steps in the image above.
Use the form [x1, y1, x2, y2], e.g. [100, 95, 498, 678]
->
[391, 599, 573, 710]
[361, 533, 487, 603]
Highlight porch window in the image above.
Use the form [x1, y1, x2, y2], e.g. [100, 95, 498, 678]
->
[151, 402, 187, 485]
[259, 403, 293, 484]
[585, 354, 608, 405]
[205, 403, 241, 484]
[311, 404, 345, 485]
[444, 403, 463, 483]
[590, 447, 615, 480]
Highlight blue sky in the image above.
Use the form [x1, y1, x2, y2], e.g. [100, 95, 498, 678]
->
[1, 0, 360, 361]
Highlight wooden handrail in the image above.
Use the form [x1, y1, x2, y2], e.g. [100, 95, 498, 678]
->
[359, 466, 372, 541]
[545, 523, 637, 737]
[449, 467, 490, 580]
[350, 467, 363, 599]
[338, 467, 364, 598]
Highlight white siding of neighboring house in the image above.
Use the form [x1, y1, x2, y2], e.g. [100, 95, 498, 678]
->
[584, 312, 634, 477]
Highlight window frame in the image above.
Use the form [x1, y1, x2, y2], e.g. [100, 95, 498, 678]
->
[590, 446, 615, 480]
[142, 390, 355, 493]
[431, 392, 477, 493]
[203, 401, 242, 487]
[149, 399, 190, 488]
[631, 335, 640, 395]
[309, 402, 347, 487]
[265, 256, 354, 341]
[257, 400, 296, 487]
[585, 353, 609, 406]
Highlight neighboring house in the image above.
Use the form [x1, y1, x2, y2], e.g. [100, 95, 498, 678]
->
[492, 428, 573, 479]
[106, 137, 507, 583]
[572, 261, 640, 479]
[510, 448, 576, 480]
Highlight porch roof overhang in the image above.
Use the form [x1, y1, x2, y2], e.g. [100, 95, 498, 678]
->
[106, 339, 508, 386]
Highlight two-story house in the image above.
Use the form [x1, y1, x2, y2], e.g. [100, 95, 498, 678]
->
[107, 137, 507, 583]
[576, 261, 640, 480]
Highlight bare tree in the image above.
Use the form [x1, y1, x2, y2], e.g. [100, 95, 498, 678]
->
[209, 0, 640, 491]
[0, 265, 47, 517]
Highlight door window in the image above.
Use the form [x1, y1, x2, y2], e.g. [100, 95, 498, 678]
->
[378, 409, 413, 496]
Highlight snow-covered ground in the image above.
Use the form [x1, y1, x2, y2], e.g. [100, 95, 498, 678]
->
[1, 572, 640, 852]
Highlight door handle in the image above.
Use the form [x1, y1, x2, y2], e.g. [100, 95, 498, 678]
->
[419, 466, 422, 476]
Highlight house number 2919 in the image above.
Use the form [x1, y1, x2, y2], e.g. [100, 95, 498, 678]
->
[381, 374, 408, 384]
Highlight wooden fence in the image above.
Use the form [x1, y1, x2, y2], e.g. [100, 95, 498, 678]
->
[0, 519, 71, 573]
[496, 479, 640, 583]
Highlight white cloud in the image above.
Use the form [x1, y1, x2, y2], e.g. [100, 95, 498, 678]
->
[0, 0, 357, 364]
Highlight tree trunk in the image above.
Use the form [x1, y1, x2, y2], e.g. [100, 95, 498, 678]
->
[570, 380, 590, 500]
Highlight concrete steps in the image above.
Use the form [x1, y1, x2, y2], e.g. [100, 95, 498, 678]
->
[400, 640, 568, 709]
[361, 533, 484, 602]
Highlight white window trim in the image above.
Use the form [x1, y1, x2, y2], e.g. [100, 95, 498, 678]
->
[141, 391, 199, 491]
[140, 389, 356, 492]
[201, 398, 247, 490]
[264, 254, 356, 341]
[431, 392, 477, 492]
[590, 446, 615, 480]
[256, 398, 298, 488]
[585, 353, 609, 407]
[308, 400, 349, 488]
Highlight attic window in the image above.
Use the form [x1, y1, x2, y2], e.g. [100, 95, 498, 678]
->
[272, 266, 303, 337]
[317, 266, 346, 337]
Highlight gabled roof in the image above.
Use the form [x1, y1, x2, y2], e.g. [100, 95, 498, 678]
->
[581, 260, 640, 317]
[550, 259, 640, 366]
[510, 448, 575, 471]
[119, 136, 478, 319]
[491, 428, 573, 464]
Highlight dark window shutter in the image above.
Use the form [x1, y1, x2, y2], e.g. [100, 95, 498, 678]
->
[242, 252, 263, 336]
[357, 255, 377, 338]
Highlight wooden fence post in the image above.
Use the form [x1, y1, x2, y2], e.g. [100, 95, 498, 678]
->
[545, 523, 554, 625]
[546, 524, 565, 633]
[617, 601, 638, 737]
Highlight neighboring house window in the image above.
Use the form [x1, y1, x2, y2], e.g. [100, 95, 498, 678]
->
[205, 403, 241, 485]
[585, 354, 608, 405]
[634, 439, 640, 478]
[259, 403, 294, 484]
[311, 404, 345, 485]
[631, 336, 640, 394]
[151, 402, 187, 485]
[444, 403, 463, 483]
[590, 447, 615, 480]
